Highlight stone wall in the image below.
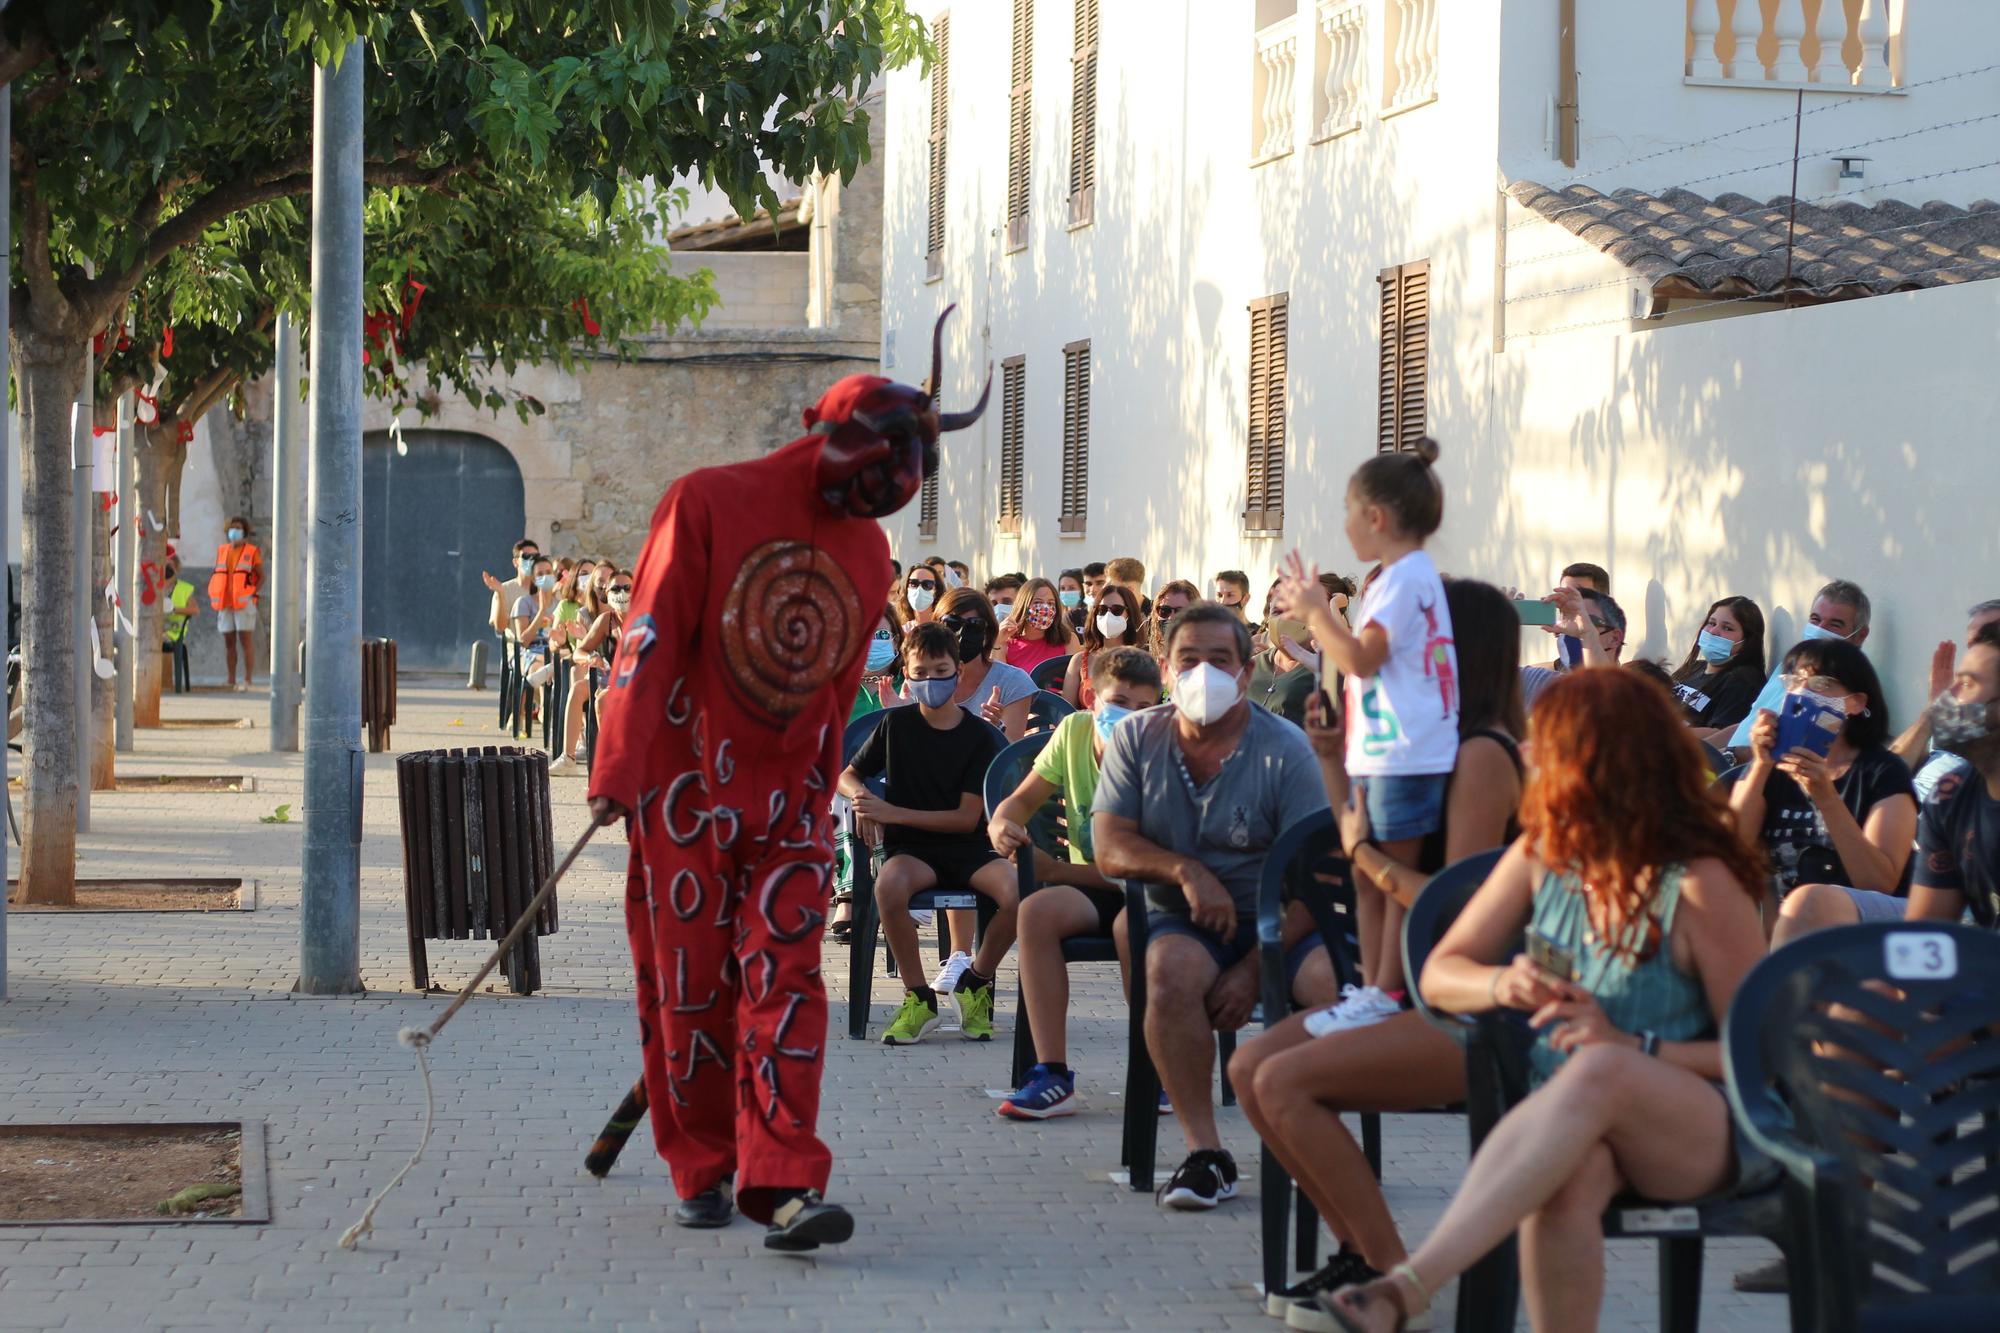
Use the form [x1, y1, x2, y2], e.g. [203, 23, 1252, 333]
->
[688, 253, 811, 330]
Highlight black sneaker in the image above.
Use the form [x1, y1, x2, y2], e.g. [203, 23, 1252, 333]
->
[1265, 1249, 1378, 1316]
[1733, 1254, 1788, 1293]
[763, 1190, 855, 1252]
[1156, 1148, 1239, 1210]
[672, 1179, 735, 1229]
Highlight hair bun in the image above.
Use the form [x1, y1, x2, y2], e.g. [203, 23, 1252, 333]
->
[1411, 436, 1441, 466]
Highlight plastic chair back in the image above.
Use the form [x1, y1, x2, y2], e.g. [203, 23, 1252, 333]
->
[1024, 690, 1075, 735]
[982, 733, 1068, 861]
[841, 709, 888, 766]
[1253, 810, 1358, 1020]
[1723, 921, 2000, 1329]
[1030, 653, 1073, 690]
[1401, 848, 1508, 1043]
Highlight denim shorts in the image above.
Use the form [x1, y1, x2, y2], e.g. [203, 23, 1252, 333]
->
[1838, 886, 1908, 923]
[1146, 914, 1324, 989]
[1359, 773, 1451, 842]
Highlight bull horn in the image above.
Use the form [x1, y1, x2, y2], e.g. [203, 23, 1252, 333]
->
[921, 304, 956, 403]
[937, 365, 993, 433]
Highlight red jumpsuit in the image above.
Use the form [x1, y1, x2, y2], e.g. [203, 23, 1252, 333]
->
[589, 435, 891, 1222]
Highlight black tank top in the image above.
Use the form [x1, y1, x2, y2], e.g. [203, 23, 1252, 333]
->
[1417, 728, 1525, 876]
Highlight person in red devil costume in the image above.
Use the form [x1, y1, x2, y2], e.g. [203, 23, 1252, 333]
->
[587, 309, 988, 1251]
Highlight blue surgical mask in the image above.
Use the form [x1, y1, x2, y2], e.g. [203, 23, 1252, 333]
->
[1093, 703, 1133, 743]
[517, 557, 536, 576]
[227, 527, 244, 543]
[1059, 589, 1082, 609]
[1697, 630, 1737, 664]
[1799, 621, 1851, 643]
[865, 632, 896, 672]
[536, 574, 555, 591]
[907, 674, 957, 708]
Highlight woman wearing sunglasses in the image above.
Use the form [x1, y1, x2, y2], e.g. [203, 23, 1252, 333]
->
[575, 569, 635, 733]
[894, 565, 943, 627]
[1060, 581, 1145, 708]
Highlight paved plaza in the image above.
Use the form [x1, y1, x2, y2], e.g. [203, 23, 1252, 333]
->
[0, 681, 1793, 1331]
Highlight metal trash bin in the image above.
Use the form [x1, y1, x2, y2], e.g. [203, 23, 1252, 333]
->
[362, 638, 398, 752]
[394, 746, 559, 995]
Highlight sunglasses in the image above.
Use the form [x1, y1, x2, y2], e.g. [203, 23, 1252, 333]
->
[608, 584, 633, 595]
[907, 579, 938, 591]
[940, 615, 981, 630]
[1156, 605, 1182, 621]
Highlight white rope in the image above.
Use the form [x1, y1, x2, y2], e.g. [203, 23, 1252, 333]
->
[336, 1028, 436, 1250]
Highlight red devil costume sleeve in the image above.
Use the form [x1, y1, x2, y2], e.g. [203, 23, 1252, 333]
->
[588, 311, 988, 1224]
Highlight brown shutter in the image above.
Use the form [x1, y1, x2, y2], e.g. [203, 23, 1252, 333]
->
[919, 468, 939, 539]
[998, 355, 1026, 534]
[1060, 340, 1090, 534]
[1245, 293, 1287, 532]
[1068, 0, 1097, 226]
[1377, 260, 1429, 452]
[1007, 0, 1033, 252]
[926, 14, 951, 281]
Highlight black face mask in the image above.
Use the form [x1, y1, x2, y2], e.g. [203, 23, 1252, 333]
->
[945, 616, 989, 660]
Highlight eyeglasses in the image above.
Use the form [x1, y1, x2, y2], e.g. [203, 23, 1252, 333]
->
[1156, 605, 1182, 621]
[1786, 672, 1849, 697]
[608, 585, 633, 595]
[1588, 618, 1610, 633]
[907, 579, 938, 591]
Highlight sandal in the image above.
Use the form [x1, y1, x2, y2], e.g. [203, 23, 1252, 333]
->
[1319, 1263, 1430, 1333]
[828, 896, 854, 942]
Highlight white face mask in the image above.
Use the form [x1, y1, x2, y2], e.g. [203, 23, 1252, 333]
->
[608, 592, 632, 612]
[1174, 662, 1242, 726]
[908, 586, 936, 612]
[1096, 611, 1129, 638]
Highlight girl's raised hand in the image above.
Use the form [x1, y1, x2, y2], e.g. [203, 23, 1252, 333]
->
[1269, 549, 1330, 619]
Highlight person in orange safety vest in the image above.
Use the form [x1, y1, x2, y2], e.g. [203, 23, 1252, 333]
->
[208, 515, 263, 691]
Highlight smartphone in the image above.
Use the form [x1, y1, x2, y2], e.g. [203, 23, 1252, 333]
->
[1526, 929, 1576, 983]
[1559, 634, 1583, 667]
[1515, 600, 1560, 627]
[1773, 690, 1845, 759]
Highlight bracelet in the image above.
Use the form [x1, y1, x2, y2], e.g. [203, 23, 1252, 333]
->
[1488, 966, 1505, 1008]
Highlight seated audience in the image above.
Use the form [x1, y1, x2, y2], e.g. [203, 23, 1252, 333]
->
[895, 563, 942, 626]
[1212, 569, 1252, 622]
[998, 577, 1079, 677]
[1107, 556, 1149, 617]
[1231, 578, 1528, 1320]
[1725, 639, 1915, 942]
[1670, 595, 1766, 733]
[984, 573, 1024, 617]
[1721, 579, 1873, 758]
[987, 647, 1164, 1119]
[1247, 615, 1319, 728]
[1148, 579, 1199, 665]
[946, 559, 972, 590]
[838, 622, 1019, 1046]
[1062, 582, 1145, 708]
[1315, 669, 1767, 1331]
[1092, 604, 1329, 1210]
[1520, 586, 1625, 711]
[1888, 597, 2000, 791]
[1057, 567, 1088, 633]
[1082, 561, 1110, 605]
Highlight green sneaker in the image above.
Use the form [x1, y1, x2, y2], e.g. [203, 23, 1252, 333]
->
[882, 990, 941, 1045]
[957, 982, 995, 1042]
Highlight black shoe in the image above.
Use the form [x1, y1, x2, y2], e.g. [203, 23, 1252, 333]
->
[1157, 1148, 1239, 1211]
[1265, 1249, 1379, 1316]
[1733, 1254, 1788, 1293]
[763, 1190, 854, 1252]
[672, 1180, 735, 1229]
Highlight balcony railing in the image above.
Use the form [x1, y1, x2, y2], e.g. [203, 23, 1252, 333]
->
[1314, 0, 1366, 141]
[1253, 16, 1299, 163]
[1385, 0, 1439, 115]
[1688, 0, 1899, 90]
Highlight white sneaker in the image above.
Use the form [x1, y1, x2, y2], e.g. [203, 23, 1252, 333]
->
[1302, 984, 1402, 1038]
[547, 754, 581, 777]
[931, 951, 973, 995]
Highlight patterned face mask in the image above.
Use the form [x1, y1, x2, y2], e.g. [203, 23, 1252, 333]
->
[1929, 689, 2000, 754]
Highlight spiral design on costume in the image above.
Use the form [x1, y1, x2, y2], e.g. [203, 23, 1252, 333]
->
[719, 539, 864, 721]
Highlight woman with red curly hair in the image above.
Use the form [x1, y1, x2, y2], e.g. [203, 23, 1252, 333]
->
[1316, 669, 1769, 1333]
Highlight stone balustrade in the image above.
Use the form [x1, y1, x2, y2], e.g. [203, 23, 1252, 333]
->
[1314, 0, 1366, 141]
[1386, 0, 1439, 113]
[1689, 0, 1898, 89]
[1254, 15, 1299, 162]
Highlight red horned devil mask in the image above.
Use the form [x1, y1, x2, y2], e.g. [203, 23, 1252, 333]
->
[808, 305, 991, 519]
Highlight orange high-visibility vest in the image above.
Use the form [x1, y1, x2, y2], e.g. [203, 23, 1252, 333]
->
[208, 542, 263, 612]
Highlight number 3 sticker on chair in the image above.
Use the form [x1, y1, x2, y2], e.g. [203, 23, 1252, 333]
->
[1884, 932, 1957, 981]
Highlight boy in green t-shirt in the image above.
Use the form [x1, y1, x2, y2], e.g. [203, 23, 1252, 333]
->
[986, 646, 1162, 1119]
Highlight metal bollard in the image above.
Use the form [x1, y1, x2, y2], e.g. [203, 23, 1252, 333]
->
[467, 639, 489, 690]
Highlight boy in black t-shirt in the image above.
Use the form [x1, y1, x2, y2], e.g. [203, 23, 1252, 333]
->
[838, 621, 1017, 1045]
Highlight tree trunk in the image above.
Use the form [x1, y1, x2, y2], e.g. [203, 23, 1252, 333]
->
[133, 427, 172, 727]
[90, 491, 114, 790]
[14, 337, 83, 906]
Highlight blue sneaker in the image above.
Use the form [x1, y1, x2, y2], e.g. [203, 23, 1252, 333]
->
[1159, 1088, 1172, 1115]
[997, 1064, 1076, 1120]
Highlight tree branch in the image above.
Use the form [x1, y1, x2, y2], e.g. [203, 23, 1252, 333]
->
[180, 369, 245, 427]
[12, 152, 77, 339]
[0, 32, 51, 89]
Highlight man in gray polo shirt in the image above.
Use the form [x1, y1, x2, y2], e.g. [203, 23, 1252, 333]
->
[1094, 603, 1329, 1211]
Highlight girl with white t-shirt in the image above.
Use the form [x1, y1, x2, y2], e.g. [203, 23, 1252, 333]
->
[1273, 436, 1461, 1033]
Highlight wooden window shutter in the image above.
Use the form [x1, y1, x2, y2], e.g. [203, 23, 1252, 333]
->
[926, 13, 951, 281]
[1007, 0, 1033, 251]
[919, 469, 939, 539]
[998, 356, 1026, 534]
[1068, 0, 1097, 226]
[1060, 340, 1090, 534]
[1377, 260, 1429, 452]
[1245, 293, 1288, 532]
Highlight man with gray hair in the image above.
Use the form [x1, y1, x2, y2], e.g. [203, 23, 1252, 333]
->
[1091, 602, 1332, 1211]
[1721, 578, 1874, 755]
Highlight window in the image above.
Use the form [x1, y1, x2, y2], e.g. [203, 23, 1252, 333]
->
[1060, 340, 1090, 534]
[1377, 261, 1430, 452]
[998, 356, 1026, 535]
[1067, 0, 1097, 227]
[919, 469, 939, 539]
[1245, 294, 1288, 532]
[1007, 0, 1033, 252]
[926, 13, 951, 281]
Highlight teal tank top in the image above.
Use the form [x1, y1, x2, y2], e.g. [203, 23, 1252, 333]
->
[1527, 864, 1712, 1086]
